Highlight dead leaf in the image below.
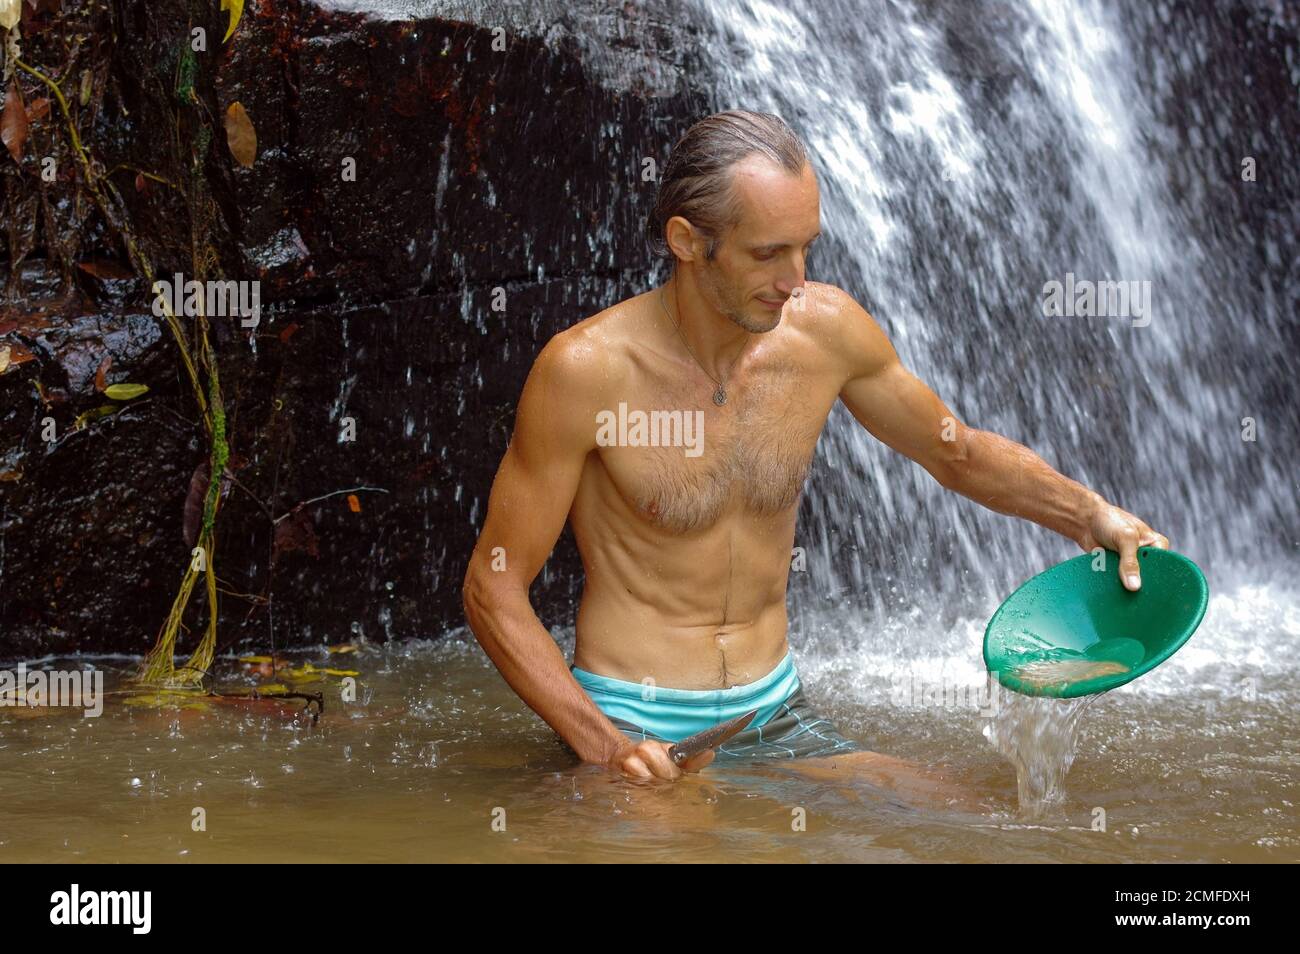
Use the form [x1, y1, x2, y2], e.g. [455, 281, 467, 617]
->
[77, 259, 135, 280]
[183, 462, 232, 548]
[0, 345, 9, 374]
[224, 101, 257, 168]
[16, 0, 44, 33]
[347, 494, 361, 513]
[94, 354, 111, 392]
[2, 80, 28, 165]
[19, 0, 61, 32]
[182, 466, 202, 546]
[273, 506, 320, 560]
[239, 656, 282, 677]
[26, 97, 50, 122]
[2, 340, 35, 369]
[0, 312, 49, 337]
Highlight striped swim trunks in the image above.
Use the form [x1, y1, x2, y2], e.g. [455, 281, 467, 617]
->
[570, 650, 862, 760]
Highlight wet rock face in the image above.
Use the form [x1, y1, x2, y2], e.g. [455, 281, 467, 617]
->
[216, 0, 707, 304]
[1, 296, 195, 657]
[1, 0, 711, 655]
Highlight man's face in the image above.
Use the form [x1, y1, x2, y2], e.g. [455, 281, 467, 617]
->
[697, 156, 821, 333]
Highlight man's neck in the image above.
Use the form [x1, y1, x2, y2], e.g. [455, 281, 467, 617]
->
[663, 273, 754, 381]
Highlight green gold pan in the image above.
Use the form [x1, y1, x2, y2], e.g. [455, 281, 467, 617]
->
[984, 548, 1208, 699]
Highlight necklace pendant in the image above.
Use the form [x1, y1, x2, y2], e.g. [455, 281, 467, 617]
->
[712, 386, 727, 406]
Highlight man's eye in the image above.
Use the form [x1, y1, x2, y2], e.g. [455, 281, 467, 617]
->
[755, 251, 775, 261]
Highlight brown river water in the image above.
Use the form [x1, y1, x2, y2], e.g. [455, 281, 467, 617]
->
[1, 583, 1296, 863]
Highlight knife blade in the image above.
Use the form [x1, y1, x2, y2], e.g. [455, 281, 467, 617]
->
[668, 708, 759, 765]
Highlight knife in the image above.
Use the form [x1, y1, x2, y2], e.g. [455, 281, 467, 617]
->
[667, 708, 759, 765]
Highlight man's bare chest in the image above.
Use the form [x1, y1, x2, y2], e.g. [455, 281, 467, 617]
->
[594, 360, 831, 533]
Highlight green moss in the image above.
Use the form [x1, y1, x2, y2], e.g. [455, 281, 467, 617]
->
[202, 366, 228, 538]
[175, 42, 197, 105]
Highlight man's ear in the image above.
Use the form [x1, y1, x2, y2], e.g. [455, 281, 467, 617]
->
[665, 215, 701, 264]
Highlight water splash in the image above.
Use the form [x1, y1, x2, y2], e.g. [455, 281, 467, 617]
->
[983, 691, 1099, 818]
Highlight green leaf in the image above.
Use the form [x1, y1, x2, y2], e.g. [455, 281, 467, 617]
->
[104, 383, 149, 400]
[73, 405, 120, 430]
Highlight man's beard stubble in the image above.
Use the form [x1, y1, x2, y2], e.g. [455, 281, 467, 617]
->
[699, 258, 780, 334]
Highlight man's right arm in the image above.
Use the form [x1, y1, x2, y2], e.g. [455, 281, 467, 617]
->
[461, 332, 628, 763]
[461, 332, 711, 779]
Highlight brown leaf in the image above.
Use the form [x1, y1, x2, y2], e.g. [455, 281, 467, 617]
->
[0, 342, 41, 373]
[77, 259, 135, 280]
[24, 0, 61, 18]
[182, 463, 233, 548]
[17, 0, 44, 31]
[182, 463, 208, 548]
[0, 312, 51, 337]
[224, 101, 257, 168]
[2, 80, 28, 166]
[26, 98, 50, 122]
[347, 493, 361, 513]
[94, 354, 112, 392]
[135, 172, 146, 193]
[278, 322, 300, 343]
[273, 507, 320, 561]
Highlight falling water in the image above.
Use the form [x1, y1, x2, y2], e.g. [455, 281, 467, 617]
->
[691, 0, 1299, 812]
[983, 692, 1099, 819]
[696, 0, 1297, 608]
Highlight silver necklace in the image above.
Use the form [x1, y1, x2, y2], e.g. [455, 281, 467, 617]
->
[659, 286, 729, 406]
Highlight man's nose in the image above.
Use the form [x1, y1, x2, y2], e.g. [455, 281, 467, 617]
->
[774, 253, 806, 296]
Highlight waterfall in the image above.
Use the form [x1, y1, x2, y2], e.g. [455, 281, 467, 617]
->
[691, 0, 1297, 655]
[319, 0, 1298, 689]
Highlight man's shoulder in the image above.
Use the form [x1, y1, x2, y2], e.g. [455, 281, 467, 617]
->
[787, 281, 878, 343]
[794, 280, 864, 322]
[541, 290, 650, 364]
[528, 293, 646, 401]
[787, 281, 894, 377]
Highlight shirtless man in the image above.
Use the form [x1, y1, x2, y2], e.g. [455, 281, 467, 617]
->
[462, 109, 1169, 784]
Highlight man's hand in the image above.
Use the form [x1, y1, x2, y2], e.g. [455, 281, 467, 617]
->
[608, 739, 716, 781]
[1076, 498, 1170, 591]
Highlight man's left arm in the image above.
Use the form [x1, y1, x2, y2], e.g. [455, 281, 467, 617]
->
[825, 286, 1169, 590]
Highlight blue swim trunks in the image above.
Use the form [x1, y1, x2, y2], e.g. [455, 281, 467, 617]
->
[570, 651, 862, 760]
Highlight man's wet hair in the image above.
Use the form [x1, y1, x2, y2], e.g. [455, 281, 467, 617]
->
[647, 109, 810, 263]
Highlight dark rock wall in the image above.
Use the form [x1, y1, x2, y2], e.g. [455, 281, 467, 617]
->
[1, 0, 711, 656]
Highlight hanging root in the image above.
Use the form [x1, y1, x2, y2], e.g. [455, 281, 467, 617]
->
[22, 31, 235, 692]
[136, 334, 227, 688]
